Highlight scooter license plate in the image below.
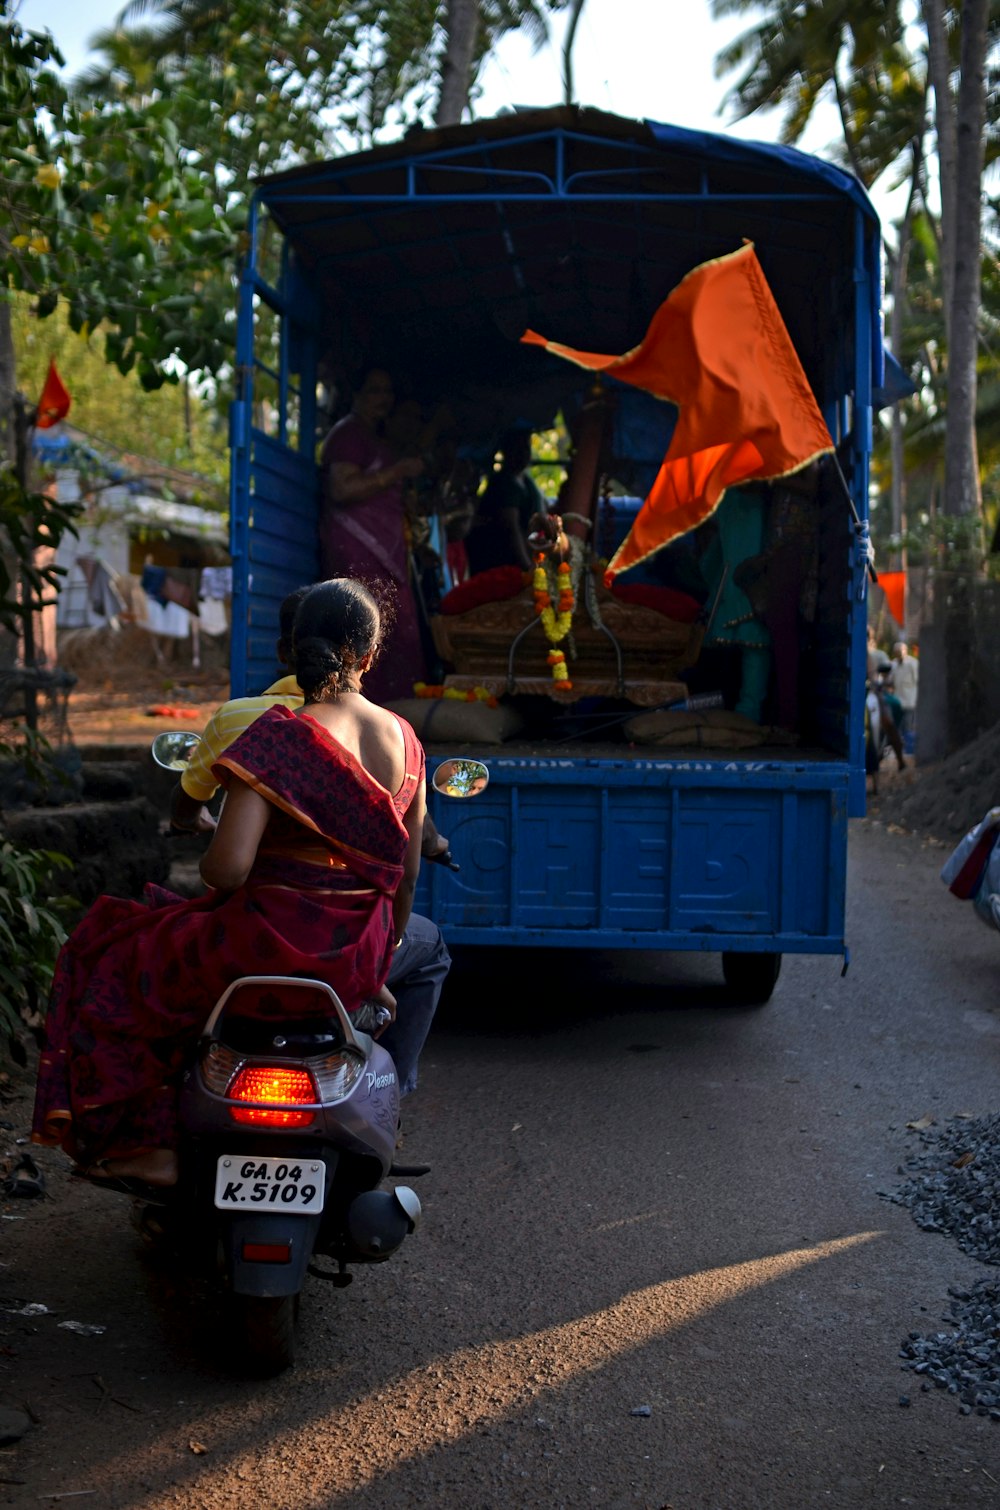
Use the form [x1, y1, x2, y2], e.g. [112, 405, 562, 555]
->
[214, 1156, 326, 1214]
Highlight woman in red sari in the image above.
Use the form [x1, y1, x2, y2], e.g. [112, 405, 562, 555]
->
[32, 578, 425, 1188]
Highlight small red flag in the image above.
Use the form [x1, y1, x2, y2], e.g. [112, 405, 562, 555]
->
[35, 359, 71, 429]
[522, 243, 834, 581]
[878, 569, 906, 627]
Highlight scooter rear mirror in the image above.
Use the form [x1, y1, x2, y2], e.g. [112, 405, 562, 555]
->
[431, 758, 489, 799]
[151, 730, 203, 771]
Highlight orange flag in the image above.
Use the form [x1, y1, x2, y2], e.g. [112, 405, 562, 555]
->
[522, 243, 834, 580]
[878, 569, 905, 626]
[35, 359, 71, 429]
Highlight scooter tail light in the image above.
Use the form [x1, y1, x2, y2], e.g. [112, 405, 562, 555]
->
[229, 1106, 315, 1128]
[227, 1065, 318, 1128]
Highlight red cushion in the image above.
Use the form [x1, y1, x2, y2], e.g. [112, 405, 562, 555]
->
[440, 566, 527, 615]
[609, 581, 702, 624]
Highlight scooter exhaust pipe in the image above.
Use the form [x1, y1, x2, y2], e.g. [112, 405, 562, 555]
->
[345, 1186, 421, 1260]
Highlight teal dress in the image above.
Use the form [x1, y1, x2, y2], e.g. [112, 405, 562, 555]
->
[700, 486, 772, 722]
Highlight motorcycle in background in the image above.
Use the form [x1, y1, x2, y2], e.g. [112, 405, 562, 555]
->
[84, 735, 489, 1374]
[941, 805, 1000, 934]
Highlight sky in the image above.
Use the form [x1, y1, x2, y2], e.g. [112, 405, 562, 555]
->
[474, 0, 837, 155]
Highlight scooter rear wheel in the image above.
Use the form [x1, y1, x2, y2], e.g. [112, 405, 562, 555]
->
[232, 1293, 299, 1375]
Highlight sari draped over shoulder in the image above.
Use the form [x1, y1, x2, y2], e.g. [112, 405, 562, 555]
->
[31, 704, 423, 1167]
[318, 414, 428, 703]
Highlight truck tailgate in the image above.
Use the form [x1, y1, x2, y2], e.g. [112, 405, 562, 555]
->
[420, 754, 849, 954]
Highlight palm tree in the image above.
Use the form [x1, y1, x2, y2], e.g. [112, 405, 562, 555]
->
[562, 0, 587, 105]
[712, 0, 1000, 748]
[713, 0, 996, 525]
[437, 0, 579, 124]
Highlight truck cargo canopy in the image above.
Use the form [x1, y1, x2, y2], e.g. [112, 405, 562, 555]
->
[253, 106, 882, 448]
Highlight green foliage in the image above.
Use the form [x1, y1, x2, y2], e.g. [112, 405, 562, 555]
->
[3, 0, 573, 421]
[1, 15, 245, 389]
[897, 509, 992, 573]
[0, 838, 70, 1054]
[12, 295, 228, 492]
[0, 729, 76, 1059]
[0, 463, 82, 639]
[711, 0, 928, 194]
[87, 0, 572, 149]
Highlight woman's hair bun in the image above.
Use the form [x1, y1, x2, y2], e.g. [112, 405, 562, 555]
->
[291, 577, 386, 699]
[295, 635, 344, 697]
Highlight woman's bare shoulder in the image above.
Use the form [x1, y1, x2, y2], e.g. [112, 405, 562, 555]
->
[352, 699, 407, 790]
[359, 698, 408, 739]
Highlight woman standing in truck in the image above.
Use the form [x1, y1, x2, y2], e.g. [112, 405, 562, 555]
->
[319, 367, 427, 703]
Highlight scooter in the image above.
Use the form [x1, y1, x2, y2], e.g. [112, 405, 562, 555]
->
[86, 738, 489, 1374]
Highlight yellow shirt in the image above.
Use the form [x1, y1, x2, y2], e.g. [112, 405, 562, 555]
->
[180, 674, 304, 803]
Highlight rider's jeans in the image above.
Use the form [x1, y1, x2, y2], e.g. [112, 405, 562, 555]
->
[381, 912, 451, 1097]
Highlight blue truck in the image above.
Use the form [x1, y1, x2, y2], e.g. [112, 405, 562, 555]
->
[228, 105, 891, 1001]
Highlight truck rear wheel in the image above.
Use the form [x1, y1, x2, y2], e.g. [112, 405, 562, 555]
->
[232, 1293, 298, 1375]
[721, 951, 782, 1005]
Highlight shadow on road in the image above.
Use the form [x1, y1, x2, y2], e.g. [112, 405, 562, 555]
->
[437, 945, 762, 1037]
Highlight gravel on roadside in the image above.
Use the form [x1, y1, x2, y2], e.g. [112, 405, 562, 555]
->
[885, 1113, 1000, 1417]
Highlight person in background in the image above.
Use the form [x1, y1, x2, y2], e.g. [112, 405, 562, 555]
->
[170, 583, 451, 1102]
[171, 586, 309, 835]
[466, 429, 547, 575]
[866, 624, 891, 683]
[890, 640, 919, 741]
[866, 626, 905, 772]
[319, 367, 427, 702]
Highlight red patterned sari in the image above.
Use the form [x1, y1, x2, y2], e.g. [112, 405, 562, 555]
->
[32, 705, 423, 1166]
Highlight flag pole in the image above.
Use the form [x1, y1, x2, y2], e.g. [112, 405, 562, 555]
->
[828, 452, 878, 584]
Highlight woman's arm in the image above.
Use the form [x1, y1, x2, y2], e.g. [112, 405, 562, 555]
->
[199, 779, 271, 891]
[392, 777, 426, 948]
[328, 455, 423, 505]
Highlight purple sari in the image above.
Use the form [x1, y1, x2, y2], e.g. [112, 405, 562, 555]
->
[319, 413, 427, 703]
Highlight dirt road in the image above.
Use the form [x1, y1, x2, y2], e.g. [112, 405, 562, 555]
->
[2, 819, 1000, 1509]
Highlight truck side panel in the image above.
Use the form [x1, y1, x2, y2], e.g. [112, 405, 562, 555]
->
[233, 429, 320, 693]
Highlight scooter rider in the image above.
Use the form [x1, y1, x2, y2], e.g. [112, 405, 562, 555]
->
[170, 585, 451, 1098]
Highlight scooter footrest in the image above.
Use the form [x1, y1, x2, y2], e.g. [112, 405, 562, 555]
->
[307, 1259, 353, 1287]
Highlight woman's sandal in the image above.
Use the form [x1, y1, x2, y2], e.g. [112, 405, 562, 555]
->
[73, 1151, 179, 1195]
[72, 1164, 167, 1199]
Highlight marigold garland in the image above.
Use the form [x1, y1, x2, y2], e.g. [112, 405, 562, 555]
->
[413, 682, 498, 708]
[533, 553, 575, 691]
